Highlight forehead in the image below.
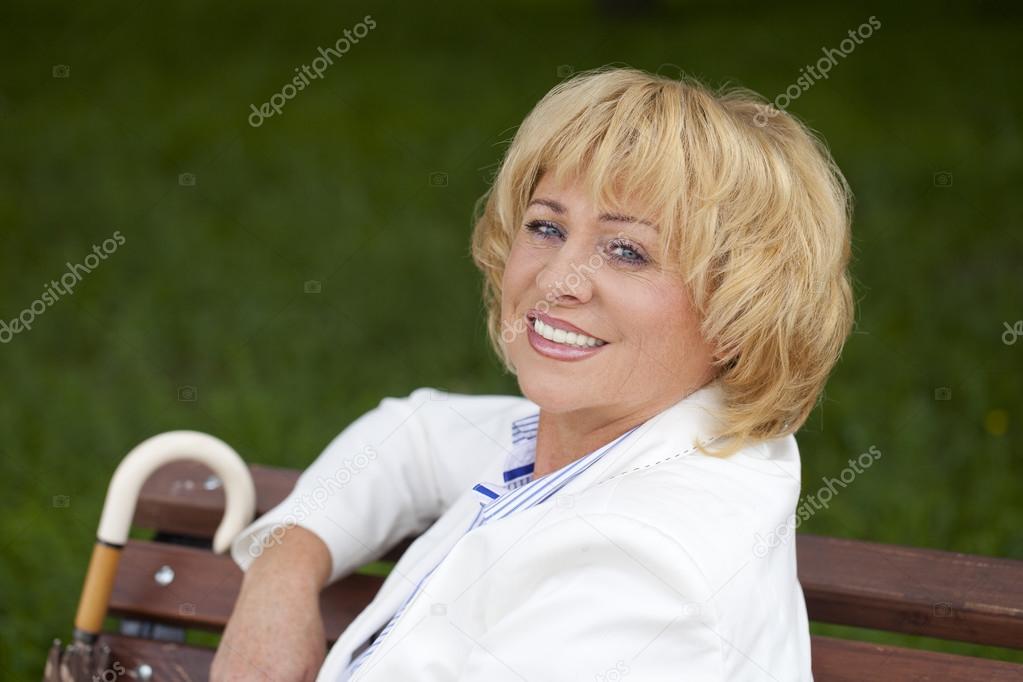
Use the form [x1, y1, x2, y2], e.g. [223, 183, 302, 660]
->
[531, 171, 658, 233]
[529, 169, 643, 215]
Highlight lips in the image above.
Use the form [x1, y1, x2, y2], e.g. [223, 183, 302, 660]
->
[526, 309, 608, 343]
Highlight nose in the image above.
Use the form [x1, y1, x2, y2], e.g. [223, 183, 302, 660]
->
[534, 242, 595, 305]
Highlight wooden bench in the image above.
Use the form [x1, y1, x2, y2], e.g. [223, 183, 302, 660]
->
[77, 461, 1023, 680]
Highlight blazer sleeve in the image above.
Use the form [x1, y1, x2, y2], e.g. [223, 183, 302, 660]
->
[458, 512, 726, 682]
[230, 387, 520, 585]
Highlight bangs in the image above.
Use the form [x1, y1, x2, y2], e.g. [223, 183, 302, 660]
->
[527, 75, 691, 271]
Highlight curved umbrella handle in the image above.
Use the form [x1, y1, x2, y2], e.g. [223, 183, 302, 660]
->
[97, 430, 256, 552]
[73, 430, 256, 642]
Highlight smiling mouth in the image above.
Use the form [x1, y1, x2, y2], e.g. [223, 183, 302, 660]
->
[526, 312, 608, 348]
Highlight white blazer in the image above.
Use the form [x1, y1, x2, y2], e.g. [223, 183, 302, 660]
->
[231, 381, 813, 681]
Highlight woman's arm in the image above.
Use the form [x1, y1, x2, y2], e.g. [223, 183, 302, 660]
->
[211, 526, 331, 682]
[232, 388, 448, 584]
[229, 387, 529, 583]
[215, 387, 529, 680]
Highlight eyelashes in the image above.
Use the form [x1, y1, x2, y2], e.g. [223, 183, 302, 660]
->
[523, 220, 650, 267]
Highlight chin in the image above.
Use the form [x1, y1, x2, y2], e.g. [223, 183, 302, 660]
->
[515, 368, 593, 414]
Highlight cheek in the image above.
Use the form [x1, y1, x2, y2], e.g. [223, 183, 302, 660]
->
[501, 244, 538, 309]
[620, 284, 701, 352]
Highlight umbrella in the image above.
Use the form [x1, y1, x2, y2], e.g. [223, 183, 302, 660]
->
[43, 430, 257, 681]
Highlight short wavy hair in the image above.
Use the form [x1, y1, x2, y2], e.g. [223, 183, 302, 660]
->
[470, 65, 855, 458]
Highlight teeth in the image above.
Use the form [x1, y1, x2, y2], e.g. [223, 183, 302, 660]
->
[532, 317, 606, 347]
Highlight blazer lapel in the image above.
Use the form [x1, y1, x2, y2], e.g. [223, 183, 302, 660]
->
[556, 381, 728, 496]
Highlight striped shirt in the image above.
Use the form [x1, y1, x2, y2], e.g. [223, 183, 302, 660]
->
[342, 411, 641, 679]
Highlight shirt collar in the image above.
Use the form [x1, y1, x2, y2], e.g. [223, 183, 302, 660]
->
[471, 380, 732, 508]
[473, 422, 641, 522]
[504, 412, 539, 489]
[468, 412, 539, 506]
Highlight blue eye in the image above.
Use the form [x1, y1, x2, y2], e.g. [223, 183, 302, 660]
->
[608, 239, 647, 265]
[523, 220, 649, 267]
[524, 220, 563, 240]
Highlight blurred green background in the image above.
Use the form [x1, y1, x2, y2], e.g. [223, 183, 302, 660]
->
[1, 1, 1021, 678]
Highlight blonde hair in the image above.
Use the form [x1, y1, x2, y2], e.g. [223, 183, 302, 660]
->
[470, 65, 855, 458]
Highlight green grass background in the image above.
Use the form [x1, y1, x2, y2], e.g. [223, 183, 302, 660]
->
[1, 1, 1021, 678]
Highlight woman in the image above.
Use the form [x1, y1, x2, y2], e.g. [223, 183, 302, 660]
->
[212, 66, 854, 681]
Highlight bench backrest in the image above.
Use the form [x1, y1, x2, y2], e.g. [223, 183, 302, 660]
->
[83, 461, 1023, 681]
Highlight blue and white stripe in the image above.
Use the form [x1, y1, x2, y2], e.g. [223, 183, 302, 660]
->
[342, 411, 640, 679]
[504, 413, 538, 489]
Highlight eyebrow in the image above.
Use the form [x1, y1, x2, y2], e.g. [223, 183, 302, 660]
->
[527, 197, 658, 231]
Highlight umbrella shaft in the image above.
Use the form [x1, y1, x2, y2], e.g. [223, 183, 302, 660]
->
[73, 540, 122, 636]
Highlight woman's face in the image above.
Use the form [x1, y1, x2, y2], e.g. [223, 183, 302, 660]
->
[500, 171, 717, 418]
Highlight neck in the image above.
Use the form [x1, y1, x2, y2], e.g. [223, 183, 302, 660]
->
[531, 401, 660, 479]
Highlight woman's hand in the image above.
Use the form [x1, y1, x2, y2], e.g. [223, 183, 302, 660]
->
[210, 526, 332, 682]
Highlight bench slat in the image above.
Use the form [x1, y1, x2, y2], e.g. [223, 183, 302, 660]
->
[110, 540, 380, 639]
[132, 462, 1023, 648]
[809, 635, 1023, 681]
[134, 461, 412, 562]
[798, 534, 1023, 649]
[103, 634, 212, 682]
[97, 633, 1023, 682]
[135, 462, 297, 538]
